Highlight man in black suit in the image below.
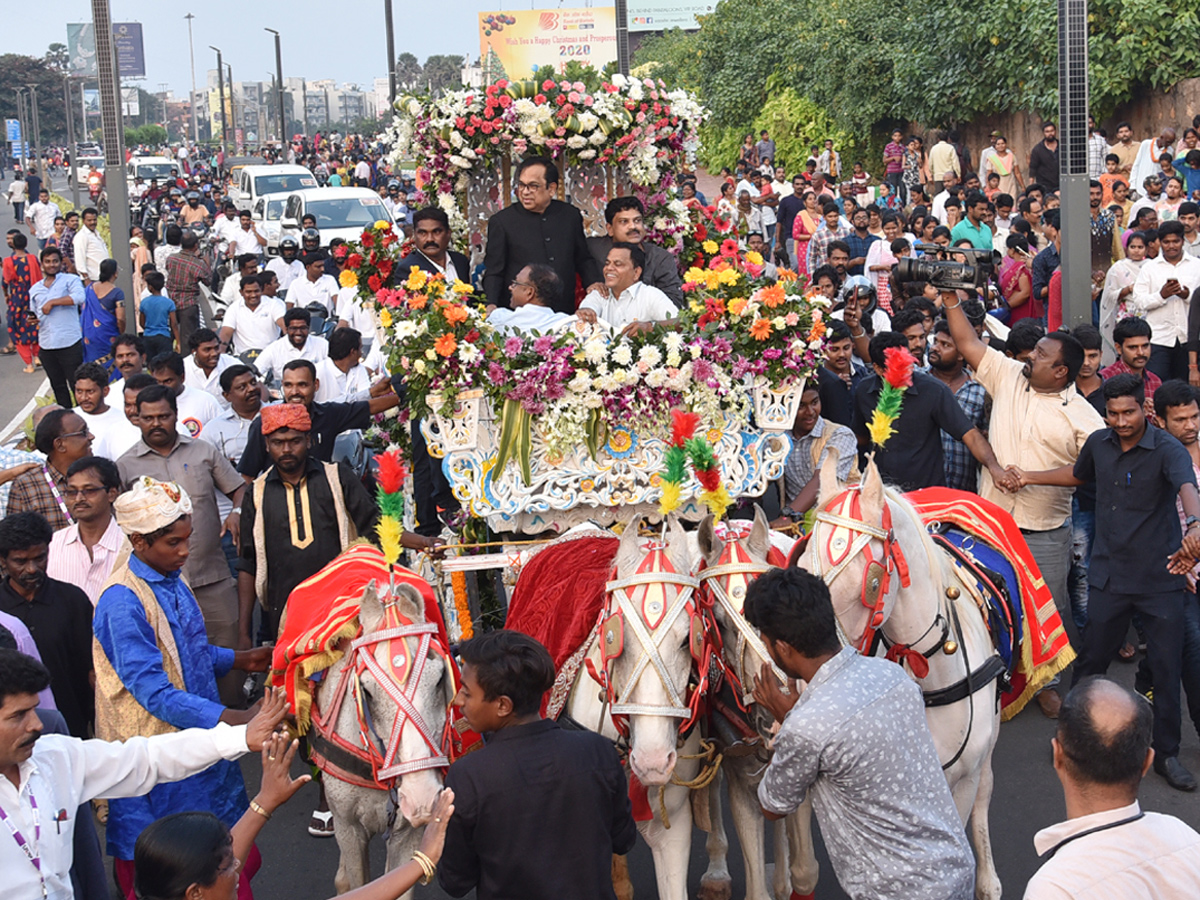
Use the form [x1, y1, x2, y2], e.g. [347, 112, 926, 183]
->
[482, 156, 601, 314]
[394, 206, 466, 536]
[395, 206, 471, 285]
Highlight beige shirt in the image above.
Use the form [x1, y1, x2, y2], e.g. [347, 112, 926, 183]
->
[1025, 801, 1200, 899]
[973, 348, 1105, 531]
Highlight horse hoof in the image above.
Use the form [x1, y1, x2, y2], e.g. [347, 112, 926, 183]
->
[698, 874, 733, 900]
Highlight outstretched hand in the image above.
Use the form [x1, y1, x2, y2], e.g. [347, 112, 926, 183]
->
[244, 687, 289, 752]
[417, 788, 456, 864]
[255, 733, 311, 815]
[752, 661, 800, 724]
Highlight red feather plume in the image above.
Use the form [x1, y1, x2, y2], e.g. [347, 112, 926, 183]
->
[695, 466, 722, 492]
[882, 346, 915, 389]
[377, 450, 408, 495]
[670, 409, 701, 448]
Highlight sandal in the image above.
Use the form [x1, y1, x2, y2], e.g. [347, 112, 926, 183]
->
[308, 810, 335, 838]
[0, 345, 15, 355]
[22, 365, 34, 374]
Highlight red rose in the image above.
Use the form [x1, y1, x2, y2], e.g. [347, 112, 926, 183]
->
[695, 224, 708, 241]
[555, 95, 566, 106]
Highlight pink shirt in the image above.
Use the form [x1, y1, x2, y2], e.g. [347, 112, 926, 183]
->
[0, 610, 57, 710]
[46, 516, 129, 605]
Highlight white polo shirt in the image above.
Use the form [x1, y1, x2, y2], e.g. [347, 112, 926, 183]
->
[1130, 252, 1200, 347]
[254, 334, 330, 382]
[580, 281, 677, 333]
[288, 273, 341, 315]
[176, 384, 222, 438]
[183, 353, 240, 407]
[228, 224, 265, 256]
[314, 357, 372, 403]
[221, 296, 286, 354]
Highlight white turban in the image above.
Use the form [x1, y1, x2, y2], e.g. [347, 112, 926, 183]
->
[114, 477, 193, 536]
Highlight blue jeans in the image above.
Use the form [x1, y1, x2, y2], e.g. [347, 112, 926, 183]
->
[220, 530, 239, 579]
[1068, 502, 1093, 632]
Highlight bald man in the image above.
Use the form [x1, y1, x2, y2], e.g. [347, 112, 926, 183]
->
[1025, 678, 1200, 899]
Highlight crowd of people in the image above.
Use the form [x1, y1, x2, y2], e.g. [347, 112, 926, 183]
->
[2, 113, 1200, 900]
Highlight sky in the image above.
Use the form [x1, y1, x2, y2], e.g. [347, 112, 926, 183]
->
[1, 0, 515, 95]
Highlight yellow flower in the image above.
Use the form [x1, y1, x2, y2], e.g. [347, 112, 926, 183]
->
[379, 309, 393, 328]
[405, 267, 428, 291]
[425, 348, 437, 360]
[689, 299, 704, 314]
[684, 267, 707, 283]
[451, 280, 475, 294]
[728, 298, 748, 317]
[339, 269, 359, 288]
[702, 240, 718, 254]
[717, 268, 740, 286]
[375, 220, 392, 230]
[745, 250, 763, 265]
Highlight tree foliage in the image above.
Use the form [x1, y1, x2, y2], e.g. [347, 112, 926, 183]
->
[396, 52, 422, 90]
[126, 123, 167, 147]
[0, 54, 71, 143]
[422, 55, 465, 94]
[635, 0, 1200, 157]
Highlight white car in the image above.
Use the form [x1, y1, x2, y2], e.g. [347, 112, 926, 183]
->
[230, 164, 317, 212]
[278, 187, 399, 247]
[72, 156, 105, 187]
[127, 156, 179, 184]
[252, 191, 291, 255]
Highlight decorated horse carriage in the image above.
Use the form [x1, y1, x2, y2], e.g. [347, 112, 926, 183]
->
[265, 75, 1075, 900]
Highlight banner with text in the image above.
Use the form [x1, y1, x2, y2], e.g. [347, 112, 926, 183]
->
[66, 22, 147, 78]
[478, 8, 616, 80]
[627, 1, 712, 31]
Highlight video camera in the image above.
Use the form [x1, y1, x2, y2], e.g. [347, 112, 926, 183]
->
[895, 244, 1001, 292]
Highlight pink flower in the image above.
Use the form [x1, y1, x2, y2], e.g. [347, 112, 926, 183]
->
[568, 91, 581, 104]
[542, 79, 556, 91]
[583, 95, 594, 107]
[572, 81, 585, 92]
[496, 79, 509, 89]
[491, 136, 500, 144]
[785, 312, 800, 326]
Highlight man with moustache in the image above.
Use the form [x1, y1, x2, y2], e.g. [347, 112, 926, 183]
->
[396, 207, 470, 285]
[46, 456, 129, 605]
[1101, 317, 1160, 409]
[8, 409, 94, 531]
[116, 385, 247, 705]
[928, 320, 988, 493]
[586, 197, 684, 306]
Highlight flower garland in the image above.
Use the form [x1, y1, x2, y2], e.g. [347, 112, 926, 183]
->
[375, 449, 407, 566]
[380, 75, 704, 252]
[866, 346, 915, 447]
[658, 410, 733, 520]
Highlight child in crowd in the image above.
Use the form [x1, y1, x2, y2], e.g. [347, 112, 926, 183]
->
[138, 270, 178, 357]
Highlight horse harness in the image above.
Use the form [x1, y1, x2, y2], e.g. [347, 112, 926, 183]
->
[586, 542, 713, 739]
[310, 600, 458, 790]
[804, 486, 1005, 769]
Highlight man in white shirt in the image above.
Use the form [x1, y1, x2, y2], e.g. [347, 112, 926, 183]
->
[217, 254, 261, 311]
[200, 364, 263, 473]
[211, 203, 241, 257]
[226, 208, 266, 259]
[254, 307, 330, 384]
[931, 172, 961, 224]
[487, 264, 576, 335]
[353, 156, 372, 186]
[1024, 678, 1200, 899]
[71, 208, 107, 284]
[578, 243, 676, 335]
[817, 139, 842, 180]
[0, 649, 288, 900]
[92, 374, 166, 462]
[218, 274, 286, 356]
[288, 250, 340, 316]
[24, 188, 60, 250]
[315, 328, 373, 403]
[183, 328, 239, 408]
[265, 236, 303, 293]
[147, 351, 221, 439]
[71, 363, 126, 455]
[335, 283, 377, 351]
[1130, 219, 1200, 380]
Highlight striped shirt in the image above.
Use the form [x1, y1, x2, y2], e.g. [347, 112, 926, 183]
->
[47, 516, 129, 605]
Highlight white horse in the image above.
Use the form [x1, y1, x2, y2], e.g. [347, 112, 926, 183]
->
[693, 509, 819, 900]
[310, 580, 455, 897]
[558, 517, 709, 900]
[798, 456, 1002, 900]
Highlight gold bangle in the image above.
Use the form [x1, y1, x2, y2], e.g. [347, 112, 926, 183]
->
[411, 850, 436, 885]
[249, 800, 271, 820]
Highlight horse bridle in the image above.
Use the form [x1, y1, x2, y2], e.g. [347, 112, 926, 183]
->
[587, 543, 711, 737]
[349, 601, 456, 781]
[697, 528, 785, 708]
[806, 486, 912, 654]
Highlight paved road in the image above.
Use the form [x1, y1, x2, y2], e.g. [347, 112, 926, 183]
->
[95, 649, 1186, 900]
[0, 172, 74, 439]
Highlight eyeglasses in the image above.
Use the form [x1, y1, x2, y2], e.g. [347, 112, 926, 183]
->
[510, 280, 533, 288]
[58, 428, 91, 441]
[64, 486, 107, 500]
[516, 181, 546, 192]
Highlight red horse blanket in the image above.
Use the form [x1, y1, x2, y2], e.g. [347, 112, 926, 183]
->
[906, 488, 1075, 719]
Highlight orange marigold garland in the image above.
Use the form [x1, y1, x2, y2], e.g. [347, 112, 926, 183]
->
[450, 570, 473, 640]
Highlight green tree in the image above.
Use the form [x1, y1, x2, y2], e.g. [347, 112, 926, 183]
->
[422, 55, 465, 94]
[396, 52, 422, 89]
[44, 43, 69, 73]
[0, 54, 71, 143]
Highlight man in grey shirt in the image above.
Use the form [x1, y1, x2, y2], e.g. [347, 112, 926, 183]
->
[586, 196, 684, 307]
[747, 567, 975, 900]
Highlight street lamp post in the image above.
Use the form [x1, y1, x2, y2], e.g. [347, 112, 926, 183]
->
[265, 28, 285, 146]
[384, 0, 397, 112]
[210, 46, 227, 158]
[185, 13, 199, 145]
[227, 63, 238, 152]
[14, 89, 28, 171]
[63, 77, 80, 208]
[25, 85, 43, 182]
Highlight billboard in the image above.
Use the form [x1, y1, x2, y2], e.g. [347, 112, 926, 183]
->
[627, 1, 713, 32]
[121, 87, 139, 117]
[478, 8, 617, 80]
[66, 23, 146, 78]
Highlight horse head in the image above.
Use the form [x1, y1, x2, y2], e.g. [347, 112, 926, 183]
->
[354, 579, 454, 827]
[601, 515, 706, 787]
[801, 454, 912, 654]
[696, 507, 787, 728]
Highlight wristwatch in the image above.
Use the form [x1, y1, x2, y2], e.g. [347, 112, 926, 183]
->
[1186, 515, 1200, 531]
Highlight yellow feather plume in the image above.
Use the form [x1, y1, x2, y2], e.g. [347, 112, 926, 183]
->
[376, 515, 403, 566]
[659, 481, 682, 517]
[866, 409, 898, 446]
